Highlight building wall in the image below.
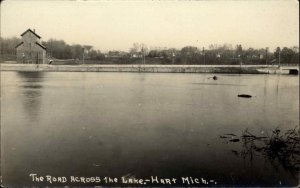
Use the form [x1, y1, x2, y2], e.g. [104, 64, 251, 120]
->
[22, 32, 40, 44]
[16, 32, 46, 64]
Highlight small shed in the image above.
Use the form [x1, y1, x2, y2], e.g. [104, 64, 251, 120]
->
[15, 29, 46, 64]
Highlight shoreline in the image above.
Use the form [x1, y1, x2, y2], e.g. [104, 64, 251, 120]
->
[0, 63, 298, 74]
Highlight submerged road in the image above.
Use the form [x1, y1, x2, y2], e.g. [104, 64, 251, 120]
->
[0, 63, 298, 74]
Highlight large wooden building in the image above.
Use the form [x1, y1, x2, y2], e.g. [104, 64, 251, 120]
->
[15, 29, 46, 64]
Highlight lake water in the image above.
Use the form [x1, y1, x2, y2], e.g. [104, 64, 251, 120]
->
[1, 71, 299, 186]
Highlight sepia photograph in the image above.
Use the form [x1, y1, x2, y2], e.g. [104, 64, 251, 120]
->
[0, 0, 299, 187]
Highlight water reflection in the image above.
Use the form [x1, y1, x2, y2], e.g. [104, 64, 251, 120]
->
[17, 71, 45, 81]
[1, 72, 298, 187]
[17, 72, 44, 122]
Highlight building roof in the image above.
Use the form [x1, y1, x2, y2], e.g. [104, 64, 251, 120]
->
[15, 41, 46, 50]
[20, 29, 41, 39]
[15, 42, 24, 48]
[35, 42, 46, 50]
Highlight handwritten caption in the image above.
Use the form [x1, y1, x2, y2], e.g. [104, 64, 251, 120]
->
[29, 174, 218, 185]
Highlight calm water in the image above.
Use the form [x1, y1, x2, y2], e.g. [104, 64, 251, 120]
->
[1, 71, 299, 186]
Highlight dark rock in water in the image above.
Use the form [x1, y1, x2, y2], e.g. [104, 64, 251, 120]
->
[207, 76, 218, 80]
[220, 135, 228, 139]
[229, 138, 240, 142]
[238, 94, 252, 98]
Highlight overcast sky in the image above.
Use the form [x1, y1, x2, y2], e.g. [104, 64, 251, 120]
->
[1, 0, 299, 52]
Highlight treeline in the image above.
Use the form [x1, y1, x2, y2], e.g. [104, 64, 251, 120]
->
[41, 39, 105, 60]
[145, 44, 299, 65]
[0, 37, 21, 55]
[0, 37, 299, 65]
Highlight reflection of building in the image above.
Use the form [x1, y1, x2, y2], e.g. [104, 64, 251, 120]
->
[17, 71, 44, 121]
[15, 29, 46, 64]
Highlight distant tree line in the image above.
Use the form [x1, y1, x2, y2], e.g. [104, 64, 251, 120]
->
[41, 39, 105, 60]
[145, 44, 299, 65]
[0, 37, 298, 65]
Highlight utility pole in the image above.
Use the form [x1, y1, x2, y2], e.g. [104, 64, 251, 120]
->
[265, 47, 268, 66]
[278, 49, 281, 68]
[202, 47, 205, 65]
[141, 47, 143, 65]
[172, 52, 175, 64]
[144, 49, 146, 65]
[0, 2, 2, 56]
[82, 47, 85, 64]
[141, 46, 145, 65]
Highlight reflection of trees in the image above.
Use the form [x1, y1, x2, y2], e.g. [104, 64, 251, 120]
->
[17, 72, 44, 122]
[220, 126, 300, 176]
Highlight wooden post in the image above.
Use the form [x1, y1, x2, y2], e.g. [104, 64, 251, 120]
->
[82, 48, 85, 64]
[278, 49, 281, 67]
[203, 47, 205, 65]
[142, 47, 145, 65]
[265, 47, 268, 66]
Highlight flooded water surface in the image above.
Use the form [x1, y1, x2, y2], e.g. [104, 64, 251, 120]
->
[1, 71, 299, 186]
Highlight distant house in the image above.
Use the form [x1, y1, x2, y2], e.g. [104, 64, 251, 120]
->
[131, 52, 142, 58]
[15, 29, 46, 64]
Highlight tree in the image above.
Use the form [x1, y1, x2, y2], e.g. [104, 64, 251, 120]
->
[274, 47, 281, 59]
[0, 37, 21, 55]
[281, 47, 295, 64]
[129, 43, 141, 54]
[291, 46, 299, 53]
[236, 44, 243, 58]
[181, 46, 198, 56]
[129, 43, 149, 57]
